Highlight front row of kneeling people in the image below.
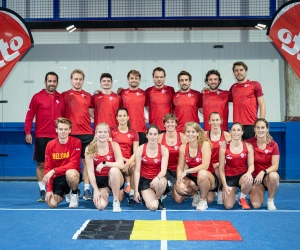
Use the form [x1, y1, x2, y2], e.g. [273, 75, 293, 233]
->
[43, 110, 279, 212]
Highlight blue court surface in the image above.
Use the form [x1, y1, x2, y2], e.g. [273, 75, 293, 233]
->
[0, 181, 299, 250]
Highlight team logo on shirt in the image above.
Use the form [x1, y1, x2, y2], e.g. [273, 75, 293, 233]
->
[81, 94, 86, 97]
[162, 90, 166, 93]
[56, 100, 60, 104]
[188, 93, 191, 97]
[217, 91, 221, 95]
[125, 91, 129, 94]
[106, 156, 111, 160]
[154, 158, 161, 163]
[196, 158, 201, 162]
[109, 97, 113, 100]
[98, 96, 103, 99]
[244, 84, 249, 88]
[52, 152, 70, 160]
[265, 149, 269, 154]
[76, 148, 81, 151]
[240, 153, 245, 158]
[226, 154, 233, 160]
[142, 157, 147, 162]
[174, 146, 179, 150]
[136, 92, 141, 96]
[127, 134, 131, 138]
[219, 141, 222, 145]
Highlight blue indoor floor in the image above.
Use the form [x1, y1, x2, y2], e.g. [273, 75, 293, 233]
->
[0, 181, 299, 250]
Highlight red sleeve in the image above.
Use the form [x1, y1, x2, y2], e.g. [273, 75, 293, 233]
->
[198, 92, 203, 108]
[253, 81, 264, 98]
[118, 94, 122, 108]
[54, 140, 82, 176]
[228, 86, 233, 102]
[170, 87, 175, 112]
[91, 95, 96, 108]
[44, 142, 54, 192]
[133, 129, 139, 141]
[24, 95, 37, 135]
[145, 88, 150, 106]
[271, 141, 280, 155]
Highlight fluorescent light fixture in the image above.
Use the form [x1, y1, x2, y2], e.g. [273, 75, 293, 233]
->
[255, 23, 266, 30]
[69, 27, 77, 33]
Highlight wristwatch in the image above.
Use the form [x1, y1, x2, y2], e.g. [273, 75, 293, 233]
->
[263, 170, 268, 176]
[102, 161, 106, 166]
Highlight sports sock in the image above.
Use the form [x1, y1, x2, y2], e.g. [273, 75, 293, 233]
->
[38, 182, 45, 191]
[72, 189, 78, 194]
[130, 189, 134, 196]
[239, 192, 247, 199]
[84, 184, 90, 191]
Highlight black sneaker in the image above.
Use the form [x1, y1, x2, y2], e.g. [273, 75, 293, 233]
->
[37, 190, 45, 202]
[128, 195, 136, 206]
[157, 199, 165, 210]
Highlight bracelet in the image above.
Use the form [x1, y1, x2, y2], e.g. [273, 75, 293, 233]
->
[156, 175, 161, 180]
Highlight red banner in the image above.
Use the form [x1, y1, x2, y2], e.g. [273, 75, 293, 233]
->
[0, 8, 34, 88]
[267, 1, 300, 78]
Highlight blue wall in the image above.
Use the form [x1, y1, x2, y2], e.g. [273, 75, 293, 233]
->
[0, 122, 298, 180]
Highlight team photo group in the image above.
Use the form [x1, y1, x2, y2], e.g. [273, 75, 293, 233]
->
[24, 61, 280, 212]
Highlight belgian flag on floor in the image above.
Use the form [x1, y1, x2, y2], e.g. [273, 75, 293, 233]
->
[73, 220, 242, 241]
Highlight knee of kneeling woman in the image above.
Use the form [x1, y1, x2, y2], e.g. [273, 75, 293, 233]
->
[223, 201, 234, 210]
[109, 167, 120, 177]
[96, 204, 106, 211]
[268, 172, 280, 183]
[147, 200, 159, 211]
[251, 201, 262, 209]
[48, 201, 58, 209]
[197, 170, 207, 181]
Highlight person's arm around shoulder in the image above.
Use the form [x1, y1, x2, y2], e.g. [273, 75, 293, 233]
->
[134, 145, 143, 203]
[176, 144, 187, 183]
[159, 145, 169, 178]
[245, 142, 254, 182]
[219, 141, 231, 198]
[200, 140, 212, 170]
[110, 141, 125, 170]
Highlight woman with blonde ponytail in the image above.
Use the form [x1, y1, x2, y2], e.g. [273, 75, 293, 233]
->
[174, 122, 213, 211]
[85, 123, 124, 212]
[246, 118, 280, 210]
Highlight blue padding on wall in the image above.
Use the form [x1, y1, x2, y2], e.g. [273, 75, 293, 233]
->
[0, 122, 296, 179]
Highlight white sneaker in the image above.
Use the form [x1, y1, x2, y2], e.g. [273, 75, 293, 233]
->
[192, 194, 199, 207]
[65, 191, 71, 203]
[267, 198, 276, 210]
[217, 191, 223, 204]
[69, 194, 79, 208]
[113, 200, 122, 212]
[196, 198, 208, 211]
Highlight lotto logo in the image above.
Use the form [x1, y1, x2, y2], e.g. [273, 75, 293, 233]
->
[0, 8, 34, 87]
[268, 2, 300, 78]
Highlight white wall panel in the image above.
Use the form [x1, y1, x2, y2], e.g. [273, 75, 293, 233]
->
[0, 29, 285, 123]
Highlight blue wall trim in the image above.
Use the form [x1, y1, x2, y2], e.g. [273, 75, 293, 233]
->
[0, 122, 298, 180]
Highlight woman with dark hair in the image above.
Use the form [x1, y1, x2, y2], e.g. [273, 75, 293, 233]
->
[219, 122, 254, 210]
[85, 123, 124, 212]
[134, 124, 169, 210]
[158, 114, 187, 194]
[247, 118, 280, 210]
[174, 122, 213, 211]
[111, 108, 139, 205]
[205, 112, 231, 204]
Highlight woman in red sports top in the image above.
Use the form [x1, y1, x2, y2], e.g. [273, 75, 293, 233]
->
[134, 124, 169, 210]
[219, 122, 254, 210]
[247, 118, 280, 210]
[158, 114, 187, 193]
[174, 122, 212, 211]
[111, 108, 139, 204]
[85, 122, 124, 212]
[205, 112, 231, 204]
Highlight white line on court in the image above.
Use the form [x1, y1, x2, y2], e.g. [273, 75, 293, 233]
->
[1, 208, 300, 213]
[161, 210, 167, 250]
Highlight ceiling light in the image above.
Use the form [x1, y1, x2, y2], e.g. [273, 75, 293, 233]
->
[66, 25, 74, 31]
[69, 27, 77, 33]
[255, 24, 266, 30]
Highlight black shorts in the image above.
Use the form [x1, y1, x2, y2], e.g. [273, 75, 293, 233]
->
[187, 172, 218, 192]
[242, 125, 255, 140]
[72, 134, 94, 158]
[166, 169, 176, 183]
[138, 132, 148, 145]
[253, 174, 268, 190]
[96, 176, 124, 190]
[34, 137, 55, 162]
[138, 177, 154, 192]
[53, 174, 82, 198]
[226, 173, 245, 188]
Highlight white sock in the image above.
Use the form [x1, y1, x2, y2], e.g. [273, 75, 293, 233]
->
[84, 184, 90, 191]
[38, 182, 45, 191]
[130, 189, 134, 196]
[126, 182, 130, 186]
[240, 192, 247, 199]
